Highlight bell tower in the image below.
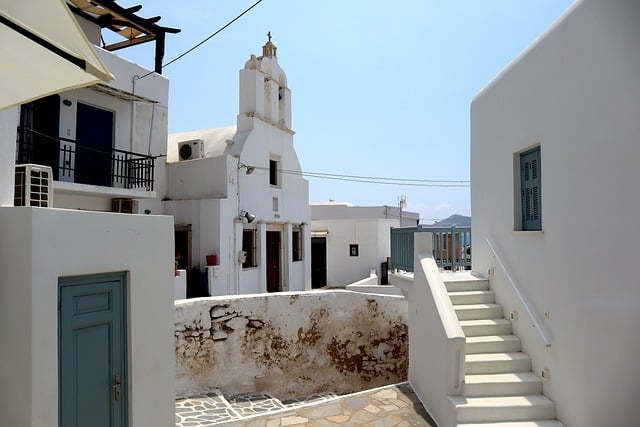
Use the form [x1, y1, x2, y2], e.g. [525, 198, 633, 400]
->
[238, 33, 292, 132]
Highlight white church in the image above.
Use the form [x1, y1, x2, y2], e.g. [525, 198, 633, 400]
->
[165, 35, 312, 296]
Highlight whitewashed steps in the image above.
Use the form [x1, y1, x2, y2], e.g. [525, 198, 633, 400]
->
[458, 420, 566, 427]
[466, 335, 521, 354]
[465, 352, 531, 374]
[463, 373, 541, 397]
[460, 319, 513, 337]
[455, 303, 503, 320]
[450, 290, 495, 305]
[450, 395, 556, 423]
[442, 274, 564, 426]
[444, 278, 489, 292]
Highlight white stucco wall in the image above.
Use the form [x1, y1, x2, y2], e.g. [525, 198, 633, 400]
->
[174, 291, 407, 399]
[167, 156, 231, 200]
[0, 107, 19, 206]
[0, 208, 175, 427]
[311, 203, 419, 227]
[471, 1, 640, 425]
[313, 218, 396, 286]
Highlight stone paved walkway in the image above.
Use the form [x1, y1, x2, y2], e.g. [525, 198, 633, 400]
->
[176, 383, 436, 426]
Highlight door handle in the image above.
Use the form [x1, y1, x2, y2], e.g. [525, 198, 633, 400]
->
[113, 375, 121, 401]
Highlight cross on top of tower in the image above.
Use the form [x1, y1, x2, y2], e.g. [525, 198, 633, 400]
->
[262, 31, 277, 58]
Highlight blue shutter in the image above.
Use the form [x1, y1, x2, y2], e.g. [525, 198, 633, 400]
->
[521, 148, 541, 230]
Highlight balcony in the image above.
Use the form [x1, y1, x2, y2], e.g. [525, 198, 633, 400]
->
[390, 225, 472, 272]
[16, 127, 156, 193]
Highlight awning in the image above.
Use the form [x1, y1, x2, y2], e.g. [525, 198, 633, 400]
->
[0, 0, 113, 110]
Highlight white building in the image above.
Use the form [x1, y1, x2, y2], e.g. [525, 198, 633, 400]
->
[165, 35, 311, 296]
[471, 0, 640, 425]
[311, 201, 418, 288]
[1, 1, 176, 426]
[13, 2, 175, 215]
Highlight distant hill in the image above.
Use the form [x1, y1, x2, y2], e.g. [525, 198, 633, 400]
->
[432, 214, 471, 227]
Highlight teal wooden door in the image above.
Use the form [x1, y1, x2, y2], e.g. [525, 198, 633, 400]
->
[59, 273, 127, 427]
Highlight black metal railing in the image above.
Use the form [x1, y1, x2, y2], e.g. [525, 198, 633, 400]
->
[16, 127, 156, 191]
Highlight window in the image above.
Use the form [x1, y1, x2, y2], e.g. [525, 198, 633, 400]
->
[349, 244, 359, 257]
[242, 229, 257, 268]
[520, 147, 542, 231]
[269, 158, 279, 186]
[292, 228, 303, 261]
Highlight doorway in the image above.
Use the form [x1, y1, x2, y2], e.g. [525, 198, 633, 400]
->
[311, 237, 327, 289]
[75, 102, 113, 187]
[266, 231, 281, 292]
[59, 272, 127, 427]
[18, 94, 61, 179]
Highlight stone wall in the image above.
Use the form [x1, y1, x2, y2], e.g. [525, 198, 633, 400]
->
[174, 290, 408, 399]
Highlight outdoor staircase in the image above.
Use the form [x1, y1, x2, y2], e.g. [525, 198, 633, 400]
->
[443, 275, 565, 427]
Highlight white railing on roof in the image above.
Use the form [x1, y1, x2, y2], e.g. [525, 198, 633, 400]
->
[485, 237, 551, 348]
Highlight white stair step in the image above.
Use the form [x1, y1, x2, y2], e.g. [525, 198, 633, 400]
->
[455, 304, 503, 320]
[460, 319, 513, 337]
[458, 421, 565, 427]
[466, 335, 521, 354]
[465, 352, 531, 374]
[463, 372, 541, 397]
[449, 290, 495, 305]
[444, 278, 489, 292]
[450, 395, 556, 423]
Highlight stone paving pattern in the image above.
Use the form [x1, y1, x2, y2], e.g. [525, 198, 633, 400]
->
[176, 383, 436, 426]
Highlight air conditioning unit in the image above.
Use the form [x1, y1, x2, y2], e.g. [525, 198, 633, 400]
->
[14, 164, 53, 207]
[112, 198, 138, 214]
[178, 139, 204, 161]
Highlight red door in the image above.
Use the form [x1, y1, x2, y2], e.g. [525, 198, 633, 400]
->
[266, 231, 281, 292]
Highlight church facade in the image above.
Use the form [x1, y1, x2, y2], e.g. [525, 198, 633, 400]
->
[165, 35, 311, 295]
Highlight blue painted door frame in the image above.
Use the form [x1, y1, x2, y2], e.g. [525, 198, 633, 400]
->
[59, 272, 127, 427]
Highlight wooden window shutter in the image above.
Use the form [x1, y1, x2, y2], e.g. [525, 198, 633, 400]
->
[520, 147, 541, 230]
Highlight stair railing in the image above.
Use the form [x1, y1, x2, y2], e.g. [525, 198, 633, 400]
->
[485, 237, 551, 348]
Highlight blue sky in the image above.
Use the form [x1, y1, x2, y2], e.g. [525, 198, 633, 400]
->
[114, 0, 574, 223]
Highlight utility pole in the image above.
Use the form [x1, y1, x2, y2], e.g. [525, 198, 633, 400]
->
[398, 195, 406, 226]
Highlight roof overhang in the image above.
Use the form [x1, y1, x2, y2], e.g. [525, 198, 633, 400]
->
[67, 0, 180, 73]
[0, 0, 113, 110]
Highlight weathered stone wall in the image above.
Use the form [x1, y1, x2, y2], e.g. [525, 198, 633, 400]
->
[174, 290, 408, 399]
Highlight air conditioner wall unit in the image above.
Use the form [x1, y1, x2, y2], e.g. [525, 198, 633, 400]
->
[14, 164, 53, 207]
[112, 198, 138, 214]
[178, 139, 204, 161]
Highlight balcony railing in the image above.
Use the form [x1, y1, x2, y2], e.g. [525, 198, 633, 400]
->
[16, 127, 156, 191]
[390, 225, 471, 272]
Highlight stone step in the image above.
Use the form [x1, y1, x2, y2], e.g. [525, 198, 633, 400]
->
[465, 352, 531, 375]
[466, 335, 521, 354]
[455, 304, 503, 321]
[444, 278, 489, 292]
[463, 372, 541, 397]
[450, 395, 556, 423]
[458, 420, 565, 427]
[460, 319, 513, 337]
[449, 290, 495, 305]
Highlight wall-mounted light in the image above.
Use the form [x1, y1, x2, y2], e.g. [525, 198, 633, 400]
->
[240, 210, 256, 223]
[239, 163, 255, 175]
[62, 99, 72, 106]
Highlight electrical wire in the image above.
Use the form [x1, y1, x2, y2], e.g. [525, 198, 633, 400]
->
[248, 165, 470, 187]
[163, 0, 263, 70]
[135, 0, 263, 80]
